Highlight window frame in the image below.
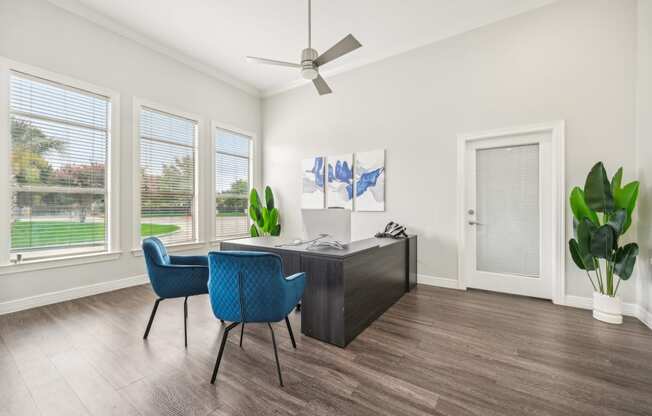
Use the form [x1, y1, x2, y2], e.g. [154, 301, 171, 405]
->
[210, 120, 255, 242]
[0, 57, 121, 269]
[132, 98, 203, 251]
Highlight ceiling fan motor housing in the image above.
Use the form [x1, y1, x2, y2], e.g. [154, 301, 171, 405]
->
[301, 48, 319, 80]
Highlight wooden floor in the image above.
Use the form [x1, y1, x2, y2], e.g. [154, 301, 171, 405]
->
[1, 285, 651, 416]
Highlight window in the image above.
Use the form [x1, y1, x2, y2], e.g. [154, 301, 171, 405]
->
[9, 71, 111, 261]
[139, 107, 197, 245]
[215, 127, 251, 238]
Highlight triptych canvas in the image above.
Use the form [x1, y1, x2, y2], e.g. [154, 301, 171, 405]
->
[301, 149, 385, 211]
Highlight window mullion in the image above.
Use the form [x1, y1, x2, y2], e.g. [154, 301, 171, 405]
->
[0, 65, 11, 265]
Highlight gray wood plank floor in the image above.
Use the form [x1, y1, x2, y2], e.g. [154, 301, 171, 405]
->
[1, 284, 651, 416]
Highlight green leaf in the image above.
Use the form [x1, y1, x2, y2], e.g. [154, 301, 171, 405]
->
[265, 186, 275, 211]
[575, 219, 597, 270]
[260, 207, 269, 231]
[271, 223, 281, 236]
[613, 243, 638, 280]
[249, 188, 264, 227]
[589, 224, 616, 259]
[611, 167, 623, 195]
[607, 209, 627, 236]
[576, 218, 594, 252]
[584, 162, 614, 213]
[268, 208, 279, 228]
[250, 224, 260, 237]
[249, 188, 261, 209]
[569, 187, 599, 225]
[614, 181, 639, 233]
[249, 205, 261, 224]
[569, 239, 586, 270]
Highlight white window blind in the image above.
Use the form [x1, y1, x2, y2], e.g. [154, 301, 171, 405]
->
[9, 72, 110, 260]
[139, 107, 197, 245]
[215, 128, 251, 238]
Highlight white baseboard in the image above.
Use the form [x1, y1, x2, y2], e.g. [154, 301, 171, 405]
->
[0, 274, 148, 315]
[563, 295, 594, 310]
[417, 274, 461, 289]
[564, 295, 652, 330]
[638, 306, 652, 330]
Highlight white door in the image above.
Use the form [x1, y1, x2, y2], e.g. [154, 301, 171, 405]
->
[462, 131, 554, 299]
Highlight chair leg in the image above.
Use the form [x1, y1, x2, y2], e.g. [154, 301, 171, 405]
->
[285, 316, 296, 349]
[143, 298, 162, 339]
[267, 323, 284, 387]
[239, 323, 245, 348]
[184, 296, 189, 348]
[211, 322, 239, 384]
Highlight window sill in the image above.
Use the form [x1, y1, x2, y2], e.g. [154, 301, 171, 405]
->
[0, 251, 123, 276]
[131, 241, 208, 257]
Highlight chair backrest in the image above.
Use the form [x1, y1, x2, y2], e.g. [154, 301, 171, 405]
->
[142, 237, 170, 270]
[207, 251, 285, 323]
[142, 238, 172, 297]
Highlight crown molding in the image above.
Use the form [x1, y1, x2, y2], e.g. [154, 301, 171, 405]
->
[46, 0, 260, 97]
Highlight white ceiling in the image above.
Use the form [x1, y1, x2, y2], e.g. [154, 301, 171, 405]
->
[50, 0, 557, 96]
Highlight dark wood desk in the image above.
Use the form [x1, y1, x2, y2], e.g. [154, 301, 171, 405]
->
[221, 235, 417, 347]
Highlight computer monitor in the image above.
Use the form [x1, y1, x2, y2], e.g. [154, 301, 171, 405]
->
[301, 209, 351, 243]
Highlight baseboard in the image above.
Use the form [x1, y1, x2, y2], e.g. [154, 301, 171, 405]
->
[564, 295, 652, 330]
[417, 274, 461, 289]
[0, 274, 148, 315]
[639, 306, 652, 330]
[563, 295, 594, 310]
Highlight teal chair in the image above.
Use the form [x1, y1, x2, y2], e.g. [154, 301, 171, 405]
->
[142, 237, 213, 347]
[207, 251, 306, 386]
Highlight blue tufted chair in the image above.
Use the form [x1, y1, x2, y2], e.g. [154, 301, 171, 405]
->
[142, 237, 212, 347]
[207, 251, 306, 386]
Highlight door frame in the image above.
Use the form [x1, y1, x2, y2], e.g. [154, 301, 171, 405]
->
[456, 121, 566, 304]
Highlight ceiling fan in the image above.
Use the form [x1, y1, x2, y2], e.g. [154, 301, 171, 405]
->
[246, 0, 362, 95]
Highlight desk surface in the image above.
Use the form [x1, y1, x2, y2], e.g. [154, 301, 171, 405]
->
[222, 236, 406, 259]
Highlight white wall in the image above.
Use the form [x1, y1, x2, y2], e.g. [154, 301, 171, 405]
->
[263, 0, 639, 301]
[0, 0, 261, 306]
[636, 0, 652, 321]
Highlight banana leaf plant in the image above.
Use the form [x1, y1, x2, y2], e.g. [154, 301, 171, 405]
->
[568, 162, 639, 296]
[248, 186, 281, 237]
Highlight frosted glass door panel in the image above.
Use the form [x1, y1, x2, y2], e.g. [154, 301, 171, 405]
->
[476, 144, 539, 277]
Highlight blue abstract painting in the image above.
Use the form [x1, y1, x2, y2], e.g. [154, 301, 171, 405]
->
[354, 149, 385, 211]
[302, 156, 325, 209]
[327, 154, 353, 209]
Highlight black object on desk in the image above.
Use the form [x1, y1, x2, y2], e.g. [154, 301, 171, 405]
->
[221, 235, 417, 347]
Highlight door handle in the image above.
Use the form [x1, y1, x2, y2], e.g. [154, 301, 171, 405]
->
[468, 221, 484, 226]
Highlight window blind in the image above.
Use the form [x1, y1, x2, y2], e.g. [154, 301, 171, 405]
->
[215, 128, 251, 238]
[140, 107, 197, 245]
[9, 72, 109, 260]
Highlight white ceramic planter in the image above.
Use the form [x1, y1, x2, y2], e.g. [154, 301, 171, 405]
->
[592, 292, 623, 324]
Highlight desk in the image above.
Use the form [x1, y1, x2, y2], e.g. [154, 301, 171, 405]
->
[221, 235, 417, 347]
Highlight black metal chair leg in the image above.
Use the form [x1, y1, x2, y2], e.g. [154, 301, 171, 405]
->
[183, 297, 189, 348]
[211, 322, 239, 384]
[239, 323, 245, 347]
[267, 323, 284, 387]
[285, 316, 296, 349]
[143, 298, 162, 339]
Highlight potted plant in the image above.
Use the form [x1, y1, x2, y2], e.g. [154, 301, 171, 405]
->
[249, 186, 281, 237]
[568, 162, 639, 324]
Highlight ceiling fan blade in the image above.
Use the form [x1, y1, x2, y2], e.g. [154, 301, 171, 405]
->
[313, 75, 332, 95]
[246, 56, 301, 68]
[314, 34, 362, 67]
